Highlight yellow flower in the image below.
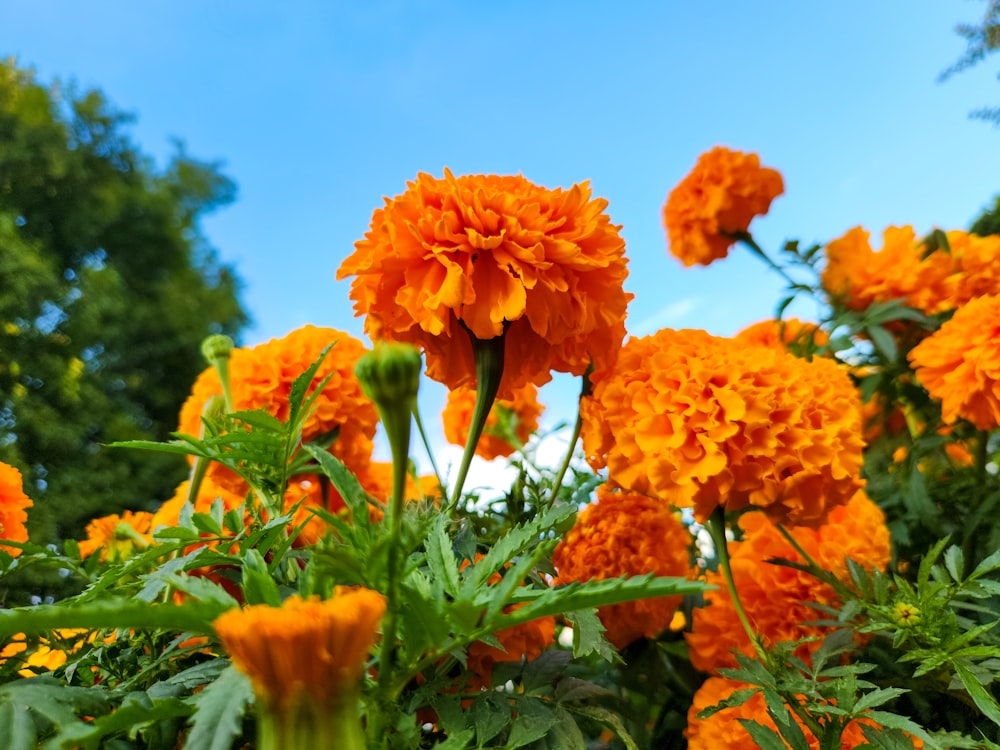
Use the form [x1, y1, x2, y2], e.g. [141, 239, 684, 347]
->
[77, 510, 153, 562]
[213, 589, 385, 713]
[663, 147, 784, 267]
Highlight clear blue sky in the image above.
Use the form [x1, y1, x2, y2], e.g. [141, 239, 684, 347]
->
[4, 1, 1000, 458]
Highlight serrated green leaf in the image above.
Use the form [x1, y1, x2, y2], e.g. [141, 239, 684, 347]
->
[548, 705, 587, 750]
[240, 549, 280, 607]
[737, 719, 790, 750]
[508, 698, 556, 748]
[854, 687, 909, 712]
[522, 649, 571, 693]
[303, 446, 372, 530]
[564, 608, 616, 662]
[185, 664, 254, 750]
[0, 694, 37, 750]
[470, 693, 508, 745]
[554, 676, 615, 703]
[48, 692, 191, 748]
[864, 710, 939, 748]
[426, 516, 461, 599]
[971, 549, 1000, 579]
[569, 705, 639, 750]
[0, 599, 229, 638]
[0, 679, 109, 750]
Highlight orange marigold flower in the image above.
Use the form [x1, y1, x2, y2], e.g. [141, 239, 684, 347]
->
[821, 226, 953, 315]
[442, 382, 544, 460]
[0, 461, 32, 557]
[909, 293, 1000, 430]
[944, 229, 1000, 306]
[78, 510, 154, 562]
[686, 677, 918, 749]
[663, 147, 784, 267]
[686, 491, 890, 674]
[552, 486, 692, 649]
[178, 325, 379, 493]
[581, 328, 865, 526]
[213, 589, 385, 713]
[337, 170, 632, 397]
[733, 318, 828, 354]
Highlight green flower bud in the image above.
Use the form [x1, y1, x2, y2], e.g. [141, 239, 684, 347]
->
[354, 342, 422, 408]
[201, 334, 234, 367]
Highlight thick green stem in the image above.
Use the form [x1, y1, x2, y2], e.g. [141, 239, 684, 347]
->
[257, 691, 365, 750]
[448, 332, 505, 510]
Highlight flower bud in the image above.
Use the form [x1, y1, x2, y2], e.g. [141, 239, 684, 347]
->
[354, 342, 421, 408]
[201, 334, 234, 367]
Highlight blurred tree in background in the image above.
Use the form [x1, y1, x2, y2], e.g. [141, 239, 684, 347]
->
[941, 0, 1000, 124]
[0, 59, 247, 566]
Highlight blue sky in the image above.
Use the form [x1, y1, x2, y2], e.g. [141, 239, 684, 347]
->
[4, 1, 1000, 467]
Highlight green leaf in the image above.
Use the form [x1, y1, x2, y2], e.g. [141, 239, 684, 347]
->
[854, 687, 909, 712]
[564, 608, 616, 662]
[0, 598, 229, 638]
[48, 692, 191, 748]
[303, 445, 372, 530]
[568, 705, 640, 750]
[0, 691, 37, 750]
[944, 545, 965, 583]
[507, 698, 556, 748]
[241, 549, 281, 607]
[426, 515, 461, 599]
[185, 664, 254, 750]
[970, 549, 1000, 579]
[866, 325, 898, 361]
[0, 679, 109, 750]
[470, 693, 509, 745]
[547, 706, 587, 750]
[736, 719, 791, 750]
[953, 662, 1000, 728]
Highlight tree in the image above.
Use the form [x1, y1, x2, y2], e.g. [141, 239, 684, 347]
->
[0, 59, 248, 560]
[940, 0, 1000, 124]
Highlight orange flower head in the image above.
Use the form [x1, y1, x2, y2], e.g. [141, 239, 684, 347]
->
[663, 147, 784, 267]
[685, 677, 918, 749]
[0, 462, 32, 557]
[581, 328, 865, 526]
[178, 325, 379, 493]
[944, 229, 1000, 306]
[821, 226, 954, 315]
[686, 490, 890, 674]
[213, 589, 386, 712]
[442, 382, 544, 460]
[909, 293, 1000, 430]
[553, 486, 692, 648]
[78, 510, 154, 562]
[733, 318, 828, 354]
[337, 170, 633, 398]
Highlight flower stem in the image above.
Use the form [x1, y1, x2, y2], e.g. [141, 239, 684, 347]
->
[412, 400, 447, 499]
[705, 507, 767, 663]
[735, 232, 803, 290]
[448, 332, 505, 510]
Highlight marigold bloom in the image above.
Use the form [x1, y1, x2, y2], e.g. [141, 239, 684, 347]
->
[581, 328, 865, 526]
[337, 170, 632, 397]
[944, 229, 1000, 306]
[553, 486, 692, 648]
[663, 147, 784, 267]
[733, 318, 828, 354]
[0, 630, 89, 677]
[821, 226, 953, 314]
[213, 589, 385, 713]
[442, 382, 544, 460]
[909, 293, 1000, 430]
[0, 461, 32, 557]
[78, 510, 154, 562]
[178, 325, 379, 493]
[686, 677, 915, 749]
[685, 491, 890, 673]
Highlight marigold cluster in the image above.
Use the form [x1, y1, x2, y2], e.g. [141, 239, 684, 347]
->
[822, 226, 1000, 315]
[733, 318, 828, 354]
[337, 170, 632, 397]
[685, 491, 890, 673]
[213, 589, 386, 712]
[0, 461, 32, 557]
[178, 325, 379, 493]
[685, 677, 905, 749]
[909, 293, 1000, 430]
[581, 328, 865, 526]
[442, 383, 544, 460]
[663, 147, 784, 267]
[552, 486, 692, 648]
[78, 510, 154, 562]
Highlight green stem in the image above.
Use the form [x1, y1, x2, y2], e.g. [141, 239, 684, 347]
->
[412, 400, 447, 499]
[257, 691, 365, 750]
[735, 232, 802, 289]
[448, 332, 505, 510]
[550, 369, 592, 502]
[705, 508, 767, 662]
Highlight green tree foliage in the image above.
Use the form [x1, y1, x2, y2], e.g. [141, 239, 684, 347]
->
[941, 0, 1000, 124]
[0, 59, 247, 562]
